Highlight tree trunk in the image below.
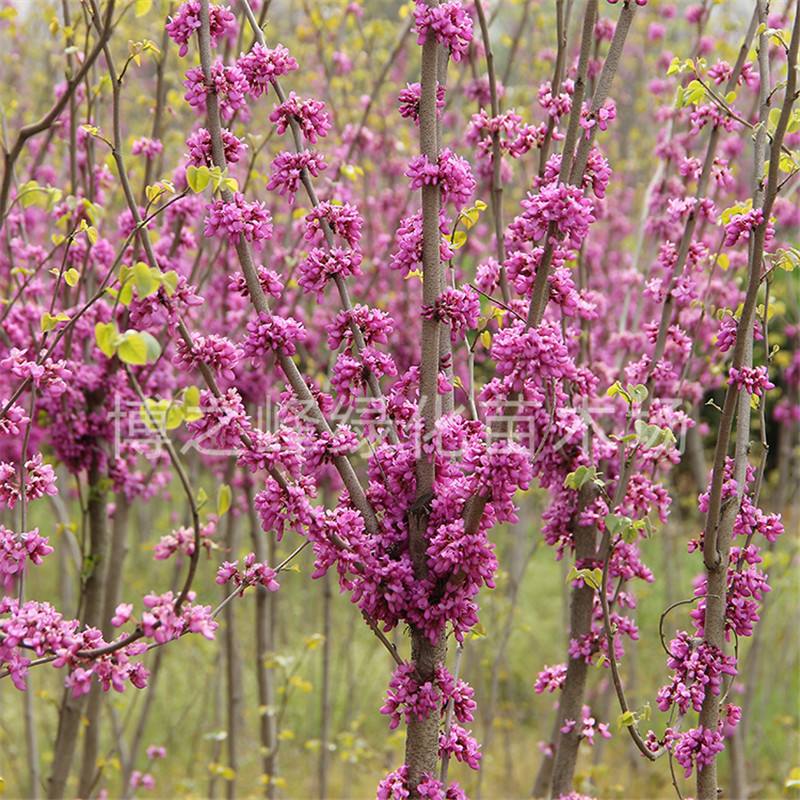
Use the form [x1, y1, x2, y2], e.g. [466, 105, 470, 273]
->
[223, 509, 243, 800]
[318, 572, 332, 799]
[250, 490, 278, 799]
[548, 488, 597, 799]
[48, 461, 109, 799]
[78, 496, 129, 797]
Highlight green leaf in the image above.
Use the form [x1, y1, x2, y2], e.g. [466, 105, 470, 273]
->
[159, 270, 179, 296]
[683, 79, 707, 106]
[461, 208, 480, 229]
[134, 0, 152, 17]
[604, 513, 632, 536]
[617, 711, 636, 731]
[139, 331, 162, 362]
[95, 321, 119, 358]
[18, 180, 47, 208]
[117, 331, 148, 365]
[634, 420, 676, 450]
[133, 261, 159, 297]
[606, 381, 632, 404]
[41, 312, 70, 332]
[785, 766, 800, 789]
[564, 465, 603, 491]
[183, 385, 202, 421]
[140, 398, 184, 431]
[450, 230, 467, 249]
[186, 165, 211, 193]
[64, 268, 80, 287]
[217, 484, 232, 516]
[118, 280, 134, 306]
[629, 384, 648, 405]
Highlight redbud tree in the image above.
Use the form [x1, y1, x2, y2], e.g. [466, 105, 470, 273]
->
[0, 0, 797, 798]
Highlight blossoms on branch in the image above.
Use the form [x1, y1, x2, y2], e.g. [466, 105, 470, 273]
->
[236, 43, 298, 98]
[0, 526, 53, 588]
[243, 312, 308, 359]
[173, 333, 241, 381]
[183, 60, 248, 121]
[204, 193, 273, 245]
[728, 365, 774, 397]
[398, 82, 446, 124]
[216, 552, 280, 594]
[185, 127, 245, 167]
[413, 0, 473, 62]
[270, 92, 332, 143]
[405, 149, 476, 207]
[267, 149, 327, 203]
[298, 246, 363, 297]
[166, 1, 236, 57]
[672, 726, 725, 778]
[656, 631, 737, 714]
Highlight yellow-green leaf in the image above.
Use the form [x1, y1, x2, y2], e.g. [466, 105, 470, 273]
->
[451, 230, 467, 249]
[41, 312, 69, 332]
[133, 261, 159, 297]
[186, 165, 211, 193]
[160, 270, 179, 296]
[95, 321, 119, 358]
[117, 331, 148, 365]
[217, 484, 232, 516]
[65, 268, 80, 287]
[183, 385, 202, 421]
[134, 0, 152, 17]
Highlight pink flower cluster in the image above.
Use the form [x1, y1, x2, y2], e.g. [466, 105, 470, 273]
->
[398, 82, 446, 124]
[728, 365, 774, 397]
[1, 349, 71, 397]
[0, 526, 53, 589]
[183, 60, 248, 120]
[243, 312, 308, 359]
[174, 333, 241, 381]
[166, 1, 236, 57]
[534, 663, 567, 693]
[185, 127, 245, 167]
[438, 723, 481, 770]
[559, 705, 612, 746]
[656, 631, 737, 714]
[140, 591, 217, 644]
[267, 149, 327, 203]
[298, 247, 363, 297]
[216, 552, 280, 594]
[723, 208, 767, 247]
[270, 92, 331, 143]
[405, 149, 476, 207]
[0, 597, 148, 694]
[204, 193, 273, 245]
[509, 181, 597, 250]
[377, 764, 466, 800]
[0, 453, 58, 509]
[236, 43, 298, 98]
[422, 287, 480, 341]
[672, 726, 725, 778]
[413, 0, 473, 62]
[131, 137, 164, 159]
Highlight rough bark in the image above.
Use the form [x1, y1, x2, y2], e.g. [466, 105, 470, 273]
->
[78, 496, 129, 797]
[47, 459, 109, 799]
[249, 490, 278, 799]
[223, 509, 243, 800]
[548, 486, 598, 799]
[318, 573, 332, 799]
